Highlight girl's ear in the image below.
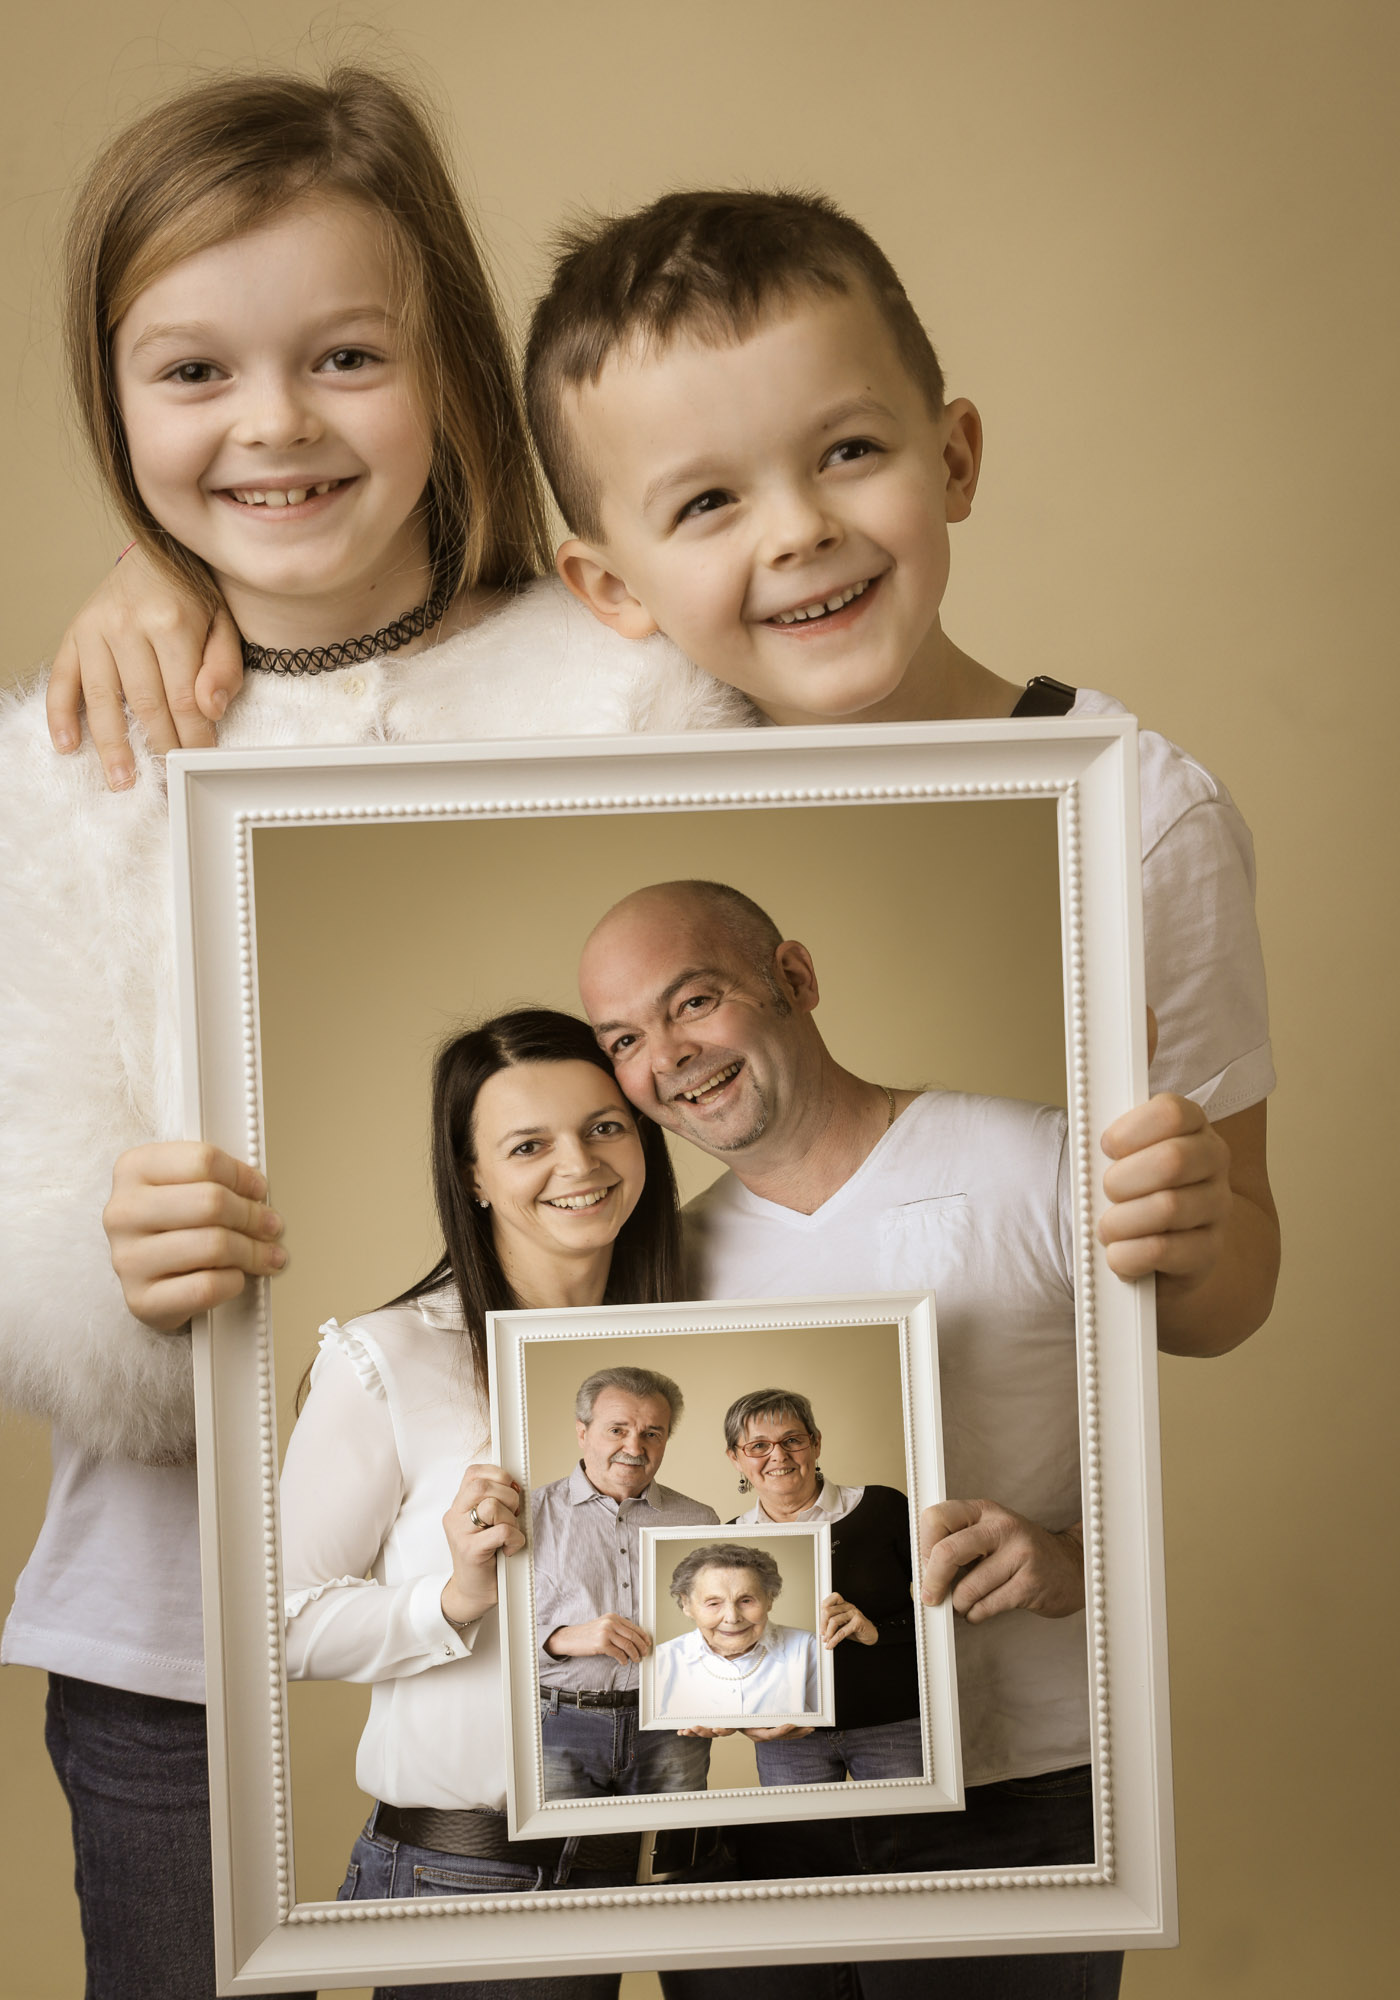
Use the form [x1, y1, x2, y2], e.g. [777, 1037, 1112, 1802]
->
[555, 540, 661, 641]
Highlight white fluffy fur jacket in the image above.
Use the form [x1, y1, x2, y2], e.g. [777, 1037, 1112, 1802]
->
[0, 581, 753, 1465]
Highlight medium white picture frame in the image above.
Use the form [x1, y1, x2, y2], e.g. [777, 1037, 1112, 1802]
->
[491, 1292, 953, 1839]
[168, 717, 1174, 1992]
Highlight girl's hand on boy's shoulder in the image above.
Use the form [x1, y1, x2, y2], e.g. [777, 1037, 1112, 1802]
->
[46, 547, 244, 790]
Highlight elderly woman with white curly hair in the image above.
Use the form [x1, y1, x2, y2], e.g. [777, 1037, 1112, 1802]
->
[652, 1542, 820, 1720]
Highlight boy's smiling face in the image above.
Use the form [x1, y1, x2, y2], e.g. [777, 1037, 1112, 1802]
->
[555, 287, 981, 725]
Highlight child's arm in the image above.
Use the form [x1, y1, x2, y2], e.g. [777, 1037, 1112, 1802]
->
[103, 1142, 287, 1332]
[46, 547, 244, 790]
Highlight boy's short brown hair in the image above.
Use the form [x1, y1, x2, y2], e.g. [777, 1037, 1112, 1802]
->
[524, 189, 946, 541]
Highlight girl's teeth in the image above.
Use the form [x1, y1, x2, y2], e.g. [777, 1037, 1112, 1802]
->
[232, 480, 339, 505]
[772, 579, 870, 625]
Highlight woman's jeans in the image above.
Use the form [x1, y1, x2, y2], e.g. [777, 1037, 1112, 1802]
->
[340, 1803, 635, 2000]
[755, 1716, 925, 1785]
[44, 1672, 313, 2000]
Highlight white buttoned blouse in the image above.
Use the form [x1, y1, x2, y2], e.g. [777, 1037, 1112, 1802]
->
[279, 1292, 508, 1811]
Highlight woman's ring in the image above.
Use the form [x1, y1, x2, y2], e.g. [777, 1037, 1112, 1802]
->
[469, 1506, 483, 1529]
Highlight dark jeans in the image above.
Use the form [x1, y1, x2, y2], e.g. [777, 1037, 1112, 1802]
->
[539, 1691, 711, 1799]
[661, 1766, 1123, 2000]
[343, 1804, 632, 1999]
[43, 1672, 313, 2000]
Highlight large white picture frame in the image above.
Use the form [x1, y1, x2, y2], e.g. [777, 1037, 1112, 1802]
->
[490, 1293, 951, 1837]
[169, 718, 1174, 1993]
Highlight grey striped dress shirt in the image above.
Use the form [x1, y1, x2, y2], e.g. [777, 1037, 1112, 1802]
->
[532, 1463, 719, 1691]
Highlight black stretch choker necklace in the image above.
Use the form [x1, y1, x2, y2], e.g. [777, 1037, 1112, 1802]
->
[241, 585, 450, 676]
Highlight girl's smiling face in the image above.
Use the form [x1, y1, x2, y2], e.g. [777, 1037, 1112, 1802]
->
[112, 196, 435, 648]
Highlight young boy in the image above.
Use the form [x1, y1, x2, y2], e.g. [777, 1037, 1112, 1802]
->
[523, 188, 1277, 1354]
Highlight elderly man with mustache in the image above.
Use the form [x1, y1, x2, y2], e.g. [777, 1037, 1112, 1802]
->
[532, 1365, 718, 1802]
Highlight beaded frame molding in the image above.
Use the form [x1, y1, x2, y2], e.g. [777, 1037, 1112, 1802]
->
[168, 719, 1174, 1992]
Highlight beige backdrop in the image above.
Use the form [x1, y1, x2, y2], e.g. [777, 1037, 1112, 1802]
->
[257, 801, 1061, 1891]
[2, 4, 1396, 1997]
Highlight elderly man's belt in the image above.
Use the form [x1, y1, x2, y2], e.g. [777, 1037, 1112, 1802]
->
[549, 1687, 638, 1709]
[374, 1803, 641, 1872]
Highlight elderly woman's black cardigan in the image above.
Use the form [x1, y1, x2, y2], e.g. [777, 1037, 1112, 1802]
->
[731, 1483, 919, 1728]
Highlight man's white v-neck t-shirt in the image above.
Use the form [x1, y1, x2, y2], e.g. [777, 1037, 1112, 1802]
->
[683, 1088, 1088, 1787]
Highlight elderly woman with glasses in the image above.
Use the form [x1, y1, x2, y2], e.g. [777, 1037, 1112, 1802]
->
[722, 1387, 922, 1785]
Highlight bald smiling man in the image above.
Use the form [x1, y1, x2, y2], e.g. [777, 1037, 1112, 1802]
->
[579, 877, 1247, 2000]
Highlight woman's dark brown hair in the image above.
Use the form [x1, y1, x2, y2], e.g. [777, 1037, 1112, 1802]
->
[65, 66, 551, 609]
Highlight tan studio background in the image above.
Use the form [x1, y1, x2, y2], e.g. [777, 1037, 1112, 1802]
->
[254, 798, 1063, 1882]
[1, 3, 1396, 1997]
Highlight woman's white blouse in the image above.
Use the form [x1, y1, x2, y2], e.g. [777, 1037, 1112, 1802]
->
[279, 1295, 506, 1811]
[652, 1622, 820, 1719]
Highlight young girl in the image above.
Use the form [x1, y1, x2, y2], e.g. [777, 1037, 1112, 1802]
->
[0, 68, 741, 2000]
[281, 1009, 682, 1936]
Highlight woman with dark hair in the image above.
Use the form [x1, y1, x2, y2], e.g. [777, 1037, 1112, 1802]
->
[278, 1007, 679, 1979]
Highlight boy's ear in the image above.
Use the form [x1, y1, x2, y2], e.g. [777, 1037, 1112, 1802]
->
[555, 541, 661, 642]
[941, 398, 983, 523]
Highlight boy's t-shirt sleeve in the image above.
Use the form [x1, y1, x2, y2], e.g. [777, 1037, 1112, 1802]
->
[1071, 688, 1275, 1118]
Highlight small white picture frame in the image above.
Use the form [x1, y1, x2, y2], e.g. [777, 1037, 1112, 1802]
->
[639, 1522, 837, 1731]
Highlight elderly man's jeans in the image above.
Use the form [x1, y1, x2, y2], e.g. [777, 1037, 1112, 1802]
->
[340, 1807, 633, 1999]
[660, 1766, 1122, 2000]
[44, 1673, 314, 2000]
[540, 1692, 712, 1798]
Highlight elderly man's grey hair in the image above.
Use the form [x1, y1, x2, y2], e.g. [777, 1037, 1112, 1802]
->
[722, 1388, 819, 1454]
[574, 1365, 685, 1428]
[668, 1541, 784, 1609]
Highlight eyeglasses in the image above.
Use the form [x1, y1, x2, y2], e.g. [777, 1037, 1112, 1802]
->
[736, 1431, 813, 1461]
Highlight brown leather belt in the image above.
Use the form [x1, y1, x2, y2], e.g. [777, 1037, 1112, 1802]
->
[374, 1802, 641, 1873]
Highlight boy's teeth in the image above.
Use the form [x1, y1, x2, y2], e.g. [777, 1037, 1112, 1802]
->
[771, 578, 870, 625]
[680, 1062, 741, 1102]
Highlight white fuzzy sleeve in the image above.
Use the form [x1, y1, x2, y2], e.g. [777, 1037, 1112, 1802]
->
[0, 677, 196, 1464]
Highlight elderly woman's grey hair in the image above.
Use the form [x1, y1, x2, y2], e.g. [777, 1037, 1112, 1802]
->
[668, 1541, 784, 1609]
[722, 1387, 819, 1454]
[575, 1365, 685, 1428]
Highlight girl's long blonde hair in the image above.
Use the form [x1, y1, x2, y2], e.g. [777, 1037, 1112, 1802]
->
[65, 67, 551, 609]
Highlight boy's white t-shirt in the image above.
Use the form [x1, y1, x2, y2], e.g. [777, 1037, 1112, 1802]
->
[683, 1089, 1091, 1788]
[1071, 688, 1274, 1118]
[2, 642, 1273, 1707]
